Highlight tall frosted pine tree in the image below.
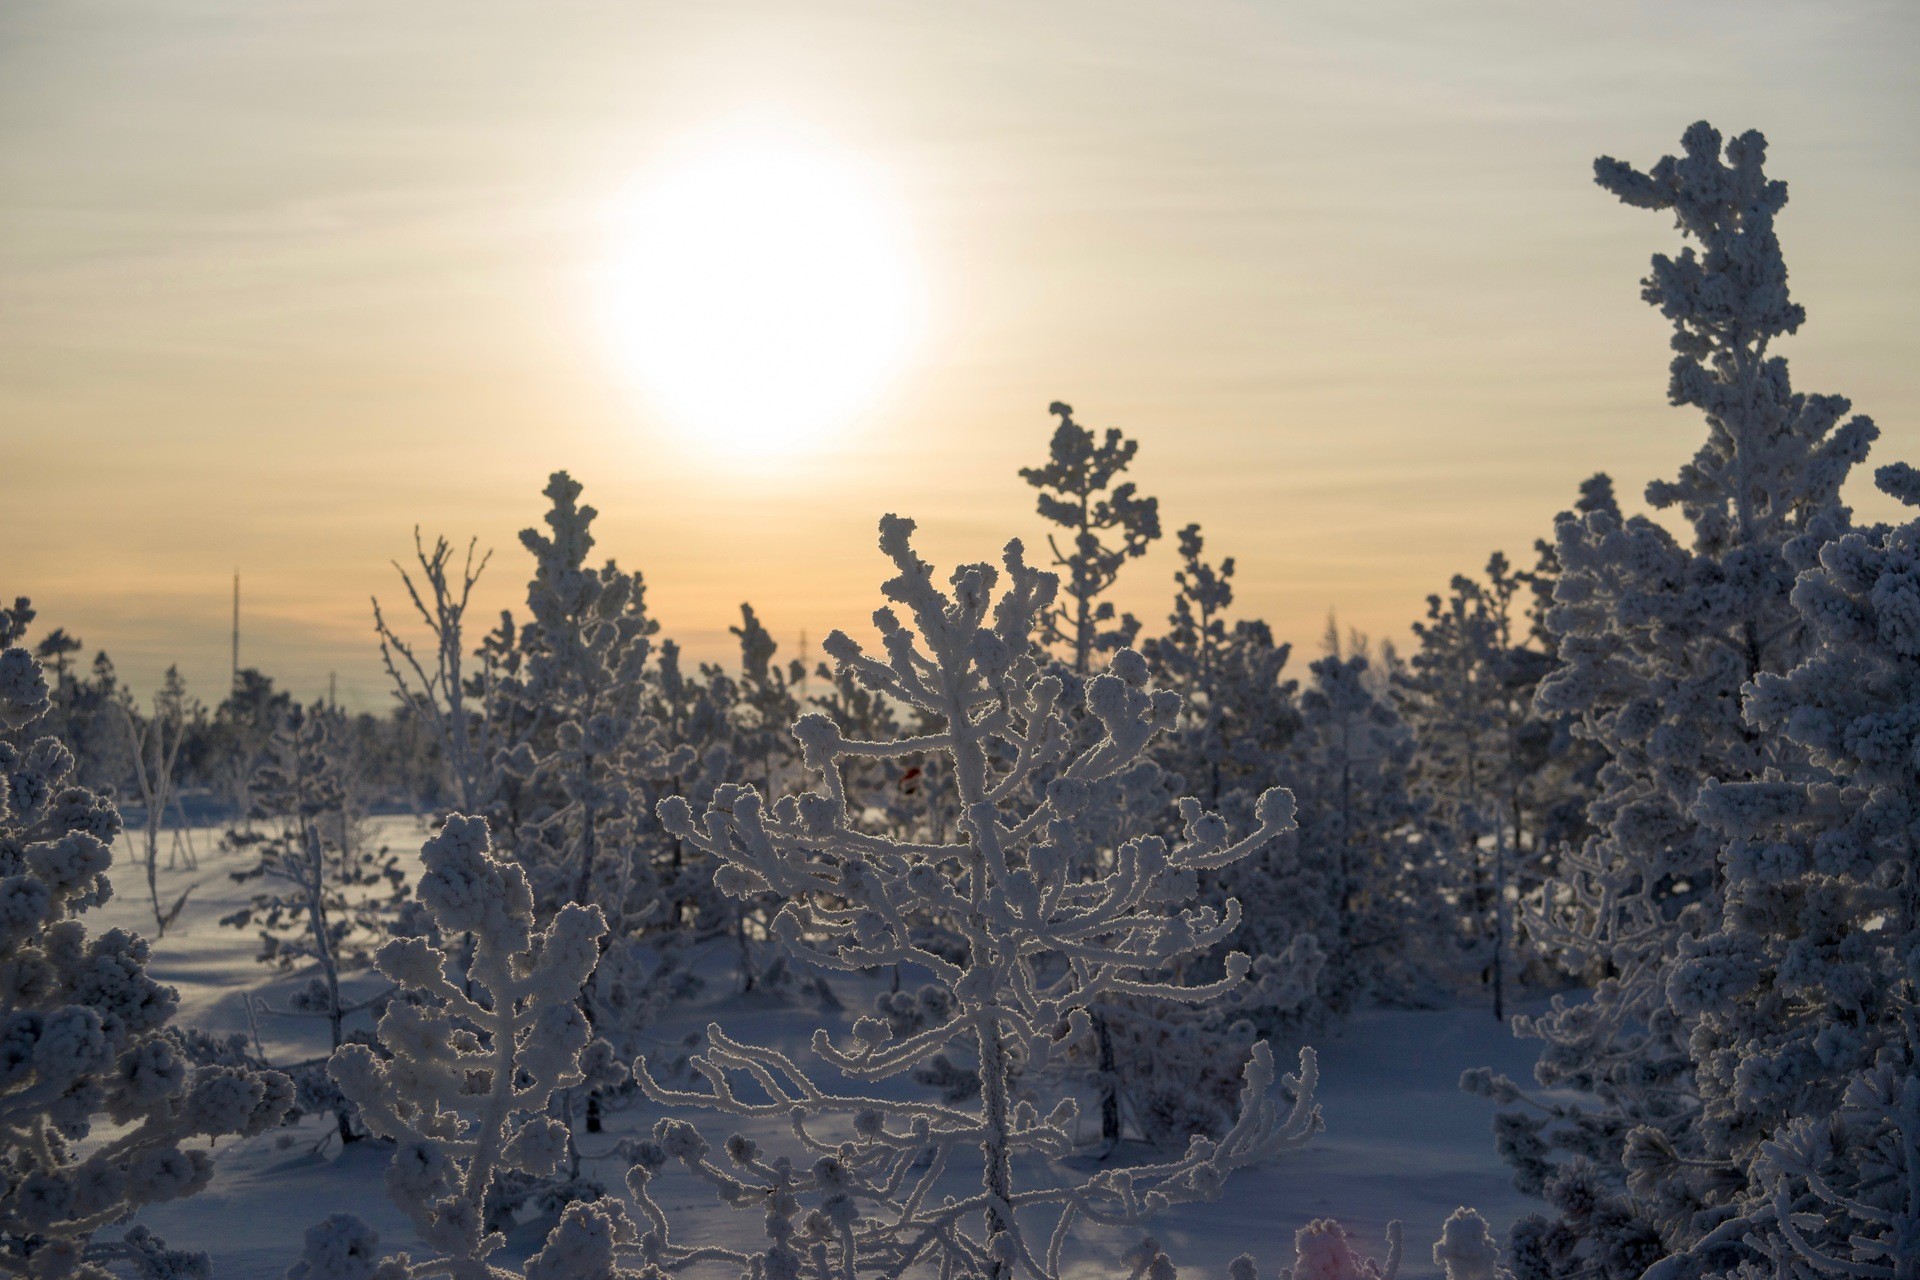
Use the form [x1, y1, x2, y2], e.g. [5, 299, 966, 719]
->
[1638, 460, 1920, 1277]
[1020, 400, 1163, 1150]
[1471, 123, 1879, 1279]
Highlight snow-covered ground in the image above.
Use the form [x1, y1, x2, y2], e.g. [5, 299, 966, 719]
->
[100, 818, 1543, 1278]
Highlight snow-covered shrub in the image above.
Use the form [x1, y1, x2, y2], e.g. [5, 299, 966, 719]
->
[291, 814, 628, 1279]
[1482, 121, 1880, 1276]
[1, 632, 293, 1278]
[1276, 1219, 1402, 1280]
[632, 515, 1319, 1280]
[1430, 1209, 1510, 1280]
[1221, 1208, 1502, 1280]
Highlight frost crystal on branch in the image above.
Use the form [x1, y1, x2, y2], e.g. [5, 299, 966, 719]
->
[635, 515, 1317, 1280]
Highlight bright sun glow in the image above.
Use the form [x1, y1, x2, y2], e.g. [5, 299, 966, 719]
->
[598, 135, 919, 457]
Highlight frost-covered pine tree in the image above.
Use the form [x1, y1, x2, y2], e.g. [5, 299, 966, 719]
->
[1474, 122, 1879, 1278]
[609, 603, 821, 998]
[633, 516, 1320, 1280]
[21, 615, 129, 800]
[1021, 401, 1162, 672]
[1622, 459, 1920, 1279]
[1399, 556, 1558, 1021]
[220, 705, 406, 1141]
[1272, 640, 1442, 1023]
[723, 603, 805, 797]
[700, 603, 810, 992]
[643, 637, 736, 937]
[2, 619, 293, 1278]
[1143, 524, 1299, 827]
[1401, 577, 1509, 1017]
[1515, 476, 1620, 864]
[499, 472, 666, 925]
[1128, 525, 1311, 1120]
[290, 814, 637, 1280]
[209, 668, 294, 821]
[1020, 402, 1165, 1147]
[465, 473, 712, 1185]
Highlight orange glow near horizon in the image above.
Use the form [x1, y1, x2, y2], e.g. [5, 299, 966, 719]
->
[3, 3, 1915, 708]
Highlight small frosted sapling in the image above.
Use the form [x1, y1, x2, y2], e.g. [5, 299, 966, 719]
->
[289, 814, 639, 1280]
[633, 516, 1320, 1280]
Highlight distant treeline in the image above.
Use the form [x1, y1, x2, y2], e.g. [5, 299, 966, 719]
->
[26, 631, 445, 822]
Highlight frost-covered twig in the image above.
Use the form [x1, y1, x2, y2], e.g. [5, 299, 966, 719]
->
[375, 528, 495, 814]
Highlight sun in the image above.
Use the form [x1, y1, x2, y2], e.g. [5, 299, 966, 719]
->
[597, 134, 919, 458]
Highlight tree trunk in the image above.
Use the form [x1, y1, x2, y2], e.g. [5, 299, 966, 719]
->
[1492, 824, 1508, 1023]
[976, 1010, 1016, 1280]
[1094, 1011, 1120, 1154]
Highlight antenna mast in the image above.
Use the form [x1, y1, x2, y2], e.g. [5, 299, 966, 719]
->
[231, 571, 240, 692]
